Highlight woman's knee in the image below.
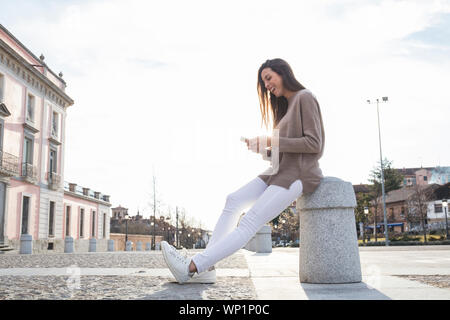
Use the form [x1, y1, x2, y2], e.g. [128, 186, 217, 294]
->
[225, 192, 242, 208]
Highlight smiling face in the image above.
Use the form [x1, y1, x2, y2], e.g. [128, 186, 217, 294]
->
[261, 67, 285, 98]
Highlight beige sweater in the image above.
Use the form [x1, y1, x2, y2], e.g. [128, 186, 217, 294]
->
[258, 89, 325, 193]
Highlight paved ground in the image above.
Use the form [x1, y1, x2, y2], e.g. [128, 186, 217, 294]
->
[1, 246, 450, 300]
[0, 251, 255, 300]
[245, 245, 450, 300]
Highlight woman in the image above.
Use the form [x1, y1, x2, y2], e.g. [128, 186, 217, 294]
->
[161, 58, 325, 284]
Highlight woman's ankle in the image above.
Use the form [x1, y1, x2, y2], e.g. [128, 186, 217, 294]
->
[189, 260, 197, 273]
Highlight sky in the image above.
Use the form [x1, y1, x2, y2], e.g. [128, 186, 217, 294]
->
[1, 0, 449, 230]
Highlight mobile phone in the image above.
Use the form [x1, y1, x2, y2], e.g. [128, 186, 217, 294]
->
[240, 136, 249, 144]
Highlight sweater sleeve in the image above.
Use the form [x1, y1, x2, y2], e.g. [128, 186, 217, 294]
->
[278, 92, 323, 154]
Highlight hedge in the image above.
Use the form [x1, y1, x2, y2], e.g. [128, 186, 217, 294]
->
[359, 240, 450, 246]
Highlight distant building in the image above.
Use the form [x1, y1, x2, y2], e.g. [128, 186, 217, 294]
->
[396, 166, 450, 187]
[368, 183, 450, 234]
[111, 205, 128, 220]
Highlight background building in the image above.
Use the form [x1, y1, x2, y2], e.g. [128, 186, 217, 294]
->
[396, 166, 450, 187]
[0, 24, 111, 254]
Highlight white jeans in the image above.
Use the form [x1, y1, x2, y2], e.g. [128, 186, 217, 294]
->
[191, 177, 303, 274]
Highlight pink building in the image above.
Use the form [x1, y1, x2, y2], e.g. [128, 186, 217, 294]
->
[0, 24, 111, 253]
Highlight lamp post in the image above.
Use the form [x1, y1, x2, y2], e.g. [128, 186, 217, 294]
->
[124, 214, 130, 250]
[176, 207, 179, 248]
[364, 207, 369, 244]
[443, 199, 449, 239]
[152, 173, 156, 250]
[367, 97, 389, 246]
[166, 216, 171, 243]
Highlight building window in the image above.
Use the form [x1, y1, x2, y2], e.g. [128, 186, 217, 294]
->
[0, 119, 4, 152]
[434, 204, 443, 213]
[26, 94, 35, 123]
[23, 137, 33, 164]
[80, 208, 84, 238]
[48, 201, 55, 237]
[0, 73, 4, 102]
[103, 213, 106, 239]
[49, 148, 57, 173]
[52, 111, 59, 138]
[21, 196, 30, 235]
[401, 206, 405, 218]
[91, 211, 96, 237]
[423, 176, 427, 181]
[65, 206, 71, 237]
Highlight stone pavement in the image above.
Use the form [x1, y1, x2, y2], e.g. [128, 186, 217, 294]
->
[0, 250, 255, 300]
[1, 246, 450, 300]
[244, 245, 450, 300]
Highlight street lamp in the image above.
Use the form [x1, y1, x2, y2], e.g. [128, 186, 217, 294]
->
[367, 97, 390, 246]
[443, 199, 449, 239]
[124, 214, 130, 250]
[363, 207, 369, 243]
[165, 216, 171, 244]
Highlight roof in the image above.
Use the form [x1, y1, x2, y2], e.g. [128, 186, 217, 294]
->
[376, 184, 440, 204]
[395, 167, 434, 176]
[353, 184, 370, 193]
[0, 24, 74, 106]
[0, 24, 66, 86]
[111, 206, 128, 210]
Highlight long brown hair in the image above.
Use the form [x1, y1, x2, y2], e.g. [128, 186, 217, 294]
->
[257, 58, 305, 130]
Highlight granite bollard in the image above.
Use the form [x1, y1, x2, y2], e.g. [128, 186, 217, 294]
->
[245, 225, 272, 253]
[296, 176, 362, 284]
[19, 234, 32, 254]
[64, 236, 74, 253]
[89, 238, 97, 252]
[108, 239, 115, 251]
[255, 225, 272, 253]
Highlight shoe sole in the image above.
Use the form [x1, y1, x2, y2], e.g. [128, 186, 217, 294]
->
[161, 241, 188, 284]
[188, 269, 216, 283]
[188, 276, 216, 284]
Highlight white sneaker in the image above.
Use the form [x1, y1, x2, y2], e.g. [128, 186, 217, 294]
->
[179, 247, 216, 284]
[161, 241, 194, 284]
[188, 266, 216, 284]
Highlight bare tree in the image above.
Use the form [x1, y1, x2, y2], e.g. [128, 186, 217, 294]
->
[368, 158, 403, 241]
[406, 184, 436, 243]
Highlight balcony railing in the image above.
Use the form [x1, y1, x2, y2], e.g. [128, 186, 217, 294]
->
[47, 171, 61, 190]
[21, 162, 38, 183]
[0, 150, 19, 177]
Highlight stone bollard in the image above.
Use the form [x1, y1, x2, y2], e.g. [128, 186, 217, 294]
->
[137, 241, 142, 251]
[145, 242, 151, 251]
[89, 238, 97, 252]
[19, 234, 32, 254]
[126, 241, 132, 251]
[108, 239, 115, 252]
[255, 225, 272, 253]
[64, 236, 74, 253]
[245, 225, 272, 253]
[296, 176, 362, 284]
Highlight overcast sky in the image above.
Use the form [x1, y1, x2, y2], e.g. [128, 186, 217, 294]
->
[1, 0, 449, 230]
